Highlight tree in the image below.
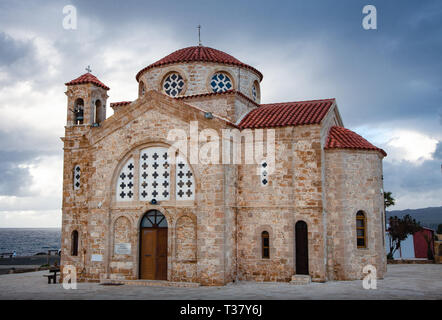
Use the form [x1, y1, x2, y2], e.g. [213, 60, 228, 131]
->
[384, 191, 395, 209]
[387, 214, 421, 259]
[423, 233, 435, 260]
[437, 224, 442, 235]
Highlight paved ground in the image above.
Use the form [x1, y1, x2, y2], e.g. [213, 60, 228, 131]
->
[0, 264, 440, 300]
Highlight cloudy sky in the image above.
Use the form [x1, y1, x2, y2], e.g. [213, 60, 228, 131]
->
[0, 0, 441, 227]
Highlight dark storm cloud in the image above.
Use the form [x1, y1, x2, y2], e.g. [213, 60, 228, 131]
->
[0, 151, 38, 196]
[0, 32, 34, 65]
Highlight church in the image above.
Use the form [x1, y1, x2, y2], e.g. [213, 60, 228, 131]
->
[60, 44, 387, 285]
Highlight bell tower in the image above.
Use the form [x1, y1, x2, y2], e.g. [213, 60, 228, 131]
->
[65, 70, 109, 127]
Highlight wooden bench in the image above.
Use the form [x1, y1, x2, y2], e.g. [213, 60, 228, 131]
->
[43, 274, 57, 284]
[43, 268, 59, 284]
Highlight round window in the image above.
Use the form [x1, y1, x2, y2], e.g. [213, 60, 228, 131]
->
[210, 72, 233, 93]
[162, 73, 185, 97]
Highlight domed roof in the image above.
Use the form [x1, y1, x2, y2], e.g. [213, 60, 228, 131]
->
[65, 72, 110, 90]
[136, 45, 263, 81]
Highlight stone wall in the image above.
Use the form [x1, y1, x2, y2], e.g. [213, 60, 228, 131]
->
[236, 125, 327, 282]
[138, 62, 261, 104]
[324, 149, 387, 280]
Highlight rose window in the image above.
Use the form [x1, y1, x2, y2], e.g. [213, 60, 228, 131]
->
[210, 73, 233, 93]
[162, 73, 185, 97]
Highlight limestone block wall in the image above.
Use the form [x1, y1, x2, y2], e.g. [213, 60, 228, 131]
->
[325, 149, 386, 280]
[137, 62, 261, 104]
[236, 125, 327, 282]
[61, 91, 239, 285]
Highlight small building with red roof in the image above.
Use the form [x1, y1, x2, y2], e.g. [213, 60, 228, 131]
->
[61, 44, 387, 285]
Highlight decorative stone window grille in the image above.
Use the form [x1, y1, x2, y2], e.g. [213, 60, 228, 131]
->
[175, 155, 195, 200]
[116, 158, 135, 201]
[73, 165, 81, 190]
[356, 211, 367, 248]
[139, 147, 170, 201]
[162, 73, 185, 97]
[260, 161, 268, 186]
[210, 72, 233, 93]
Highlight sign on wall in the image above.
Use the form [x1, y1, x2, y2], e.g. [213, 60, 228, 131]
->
[114, 243, 131, 255]
[91, 254, 103, 262]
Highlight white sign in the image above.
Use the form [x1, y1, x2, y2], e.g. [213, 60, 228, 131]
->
[114, 243, 131, 255]
[91, 254, 103, 262]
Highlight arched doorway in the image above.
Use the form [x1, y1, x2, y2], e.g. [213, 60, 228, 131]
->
[295, 220, 309, 275]
[139, 210, 168, 280]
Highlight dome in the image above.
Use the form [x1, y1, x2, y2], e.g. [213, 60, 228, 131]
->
[136, 46, 263, 82]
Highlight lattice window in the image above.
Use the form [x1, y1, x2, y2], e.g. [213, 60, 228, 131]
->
[175, 155, 195, 200]
[260, 161, 268, 186]
[116, 158, 135, 201]
[139, 147, 170, 201]
[162, 73, 185, 97]
[210, 72, 233, 93]
[73, 165, 81, 190]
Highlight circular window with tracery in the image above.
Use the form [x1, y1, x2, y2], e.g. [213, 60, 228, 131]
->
[162, 72, 185, 97]
[210, 72, 233, 93]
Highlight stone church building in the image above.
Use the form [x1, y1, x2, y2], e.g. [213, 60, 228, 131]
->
[60, 45, 387, 285]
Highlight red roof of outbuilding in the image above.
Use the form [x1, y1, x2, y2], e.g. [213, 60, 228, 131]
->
[325, 126, 386, 156]
[65, 73, 110, 90]
[136, 46, 263, 81]
[238, 98, 335, 129]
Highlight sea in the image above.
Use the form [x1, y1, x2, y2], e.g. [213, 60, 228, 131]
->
[0, 228, 61, 256]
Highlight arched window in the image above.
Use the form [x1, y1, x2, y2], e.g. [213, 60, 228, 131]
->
[94, 99, 104, 125]
[262, 231, 270, 259]
[356, 211, 367, 248]
[73, 165, 81, 190]
[139, 81, 146, 97]
[251, 81, 260, 102]
[74, 98, 84, 125]
[71, 230, 79, 256]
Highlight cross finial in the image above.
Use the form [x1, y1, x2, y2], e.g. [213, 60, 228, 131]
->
[197, 25, 202, 46]
[85, 65, 92, 73]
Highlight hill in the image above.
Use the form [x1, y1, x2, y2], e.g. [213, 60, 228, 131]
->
[386, 206, 442, 231]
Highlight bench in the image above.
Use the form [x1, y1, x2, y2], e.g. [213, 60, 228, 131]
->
[43, 273, 57, 284]
[0, 252, 13, 258]
[43, 268, 59, 284]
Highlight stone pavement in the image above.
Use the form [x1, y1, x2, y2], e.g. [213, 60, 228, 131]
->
[0, 264, 440, 300]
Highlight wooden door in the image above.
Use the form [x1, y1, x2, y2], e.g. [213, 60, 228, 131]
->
[295, 221, 309, 275]
[156, 228, 168, 280]
[140, 229, 156, 279]
[140, 228, 168, 280]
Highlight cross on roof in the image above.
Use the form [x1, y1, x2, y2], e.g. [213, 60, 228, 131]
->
[197, 25, 202, 46]
[85, 65, 92, 73]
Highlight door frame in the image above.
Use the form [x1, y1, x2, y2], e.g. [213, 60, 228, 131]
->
[138, 209, 169, 280]
[295, 220, 309, 275]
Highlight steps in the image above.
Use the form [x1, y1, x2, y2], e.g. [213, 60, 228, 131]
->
[290, 275, 311, 285]
[100, 278, 200, 288]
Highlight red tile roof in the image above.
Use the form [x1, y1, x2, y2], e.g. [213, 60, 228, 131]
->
[325, 126, 387, 156]
[110, 101, 132, 108]
[238, 98, 335, 129]
[65, 73, 110, 90]
[136, 46, 263, 81]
